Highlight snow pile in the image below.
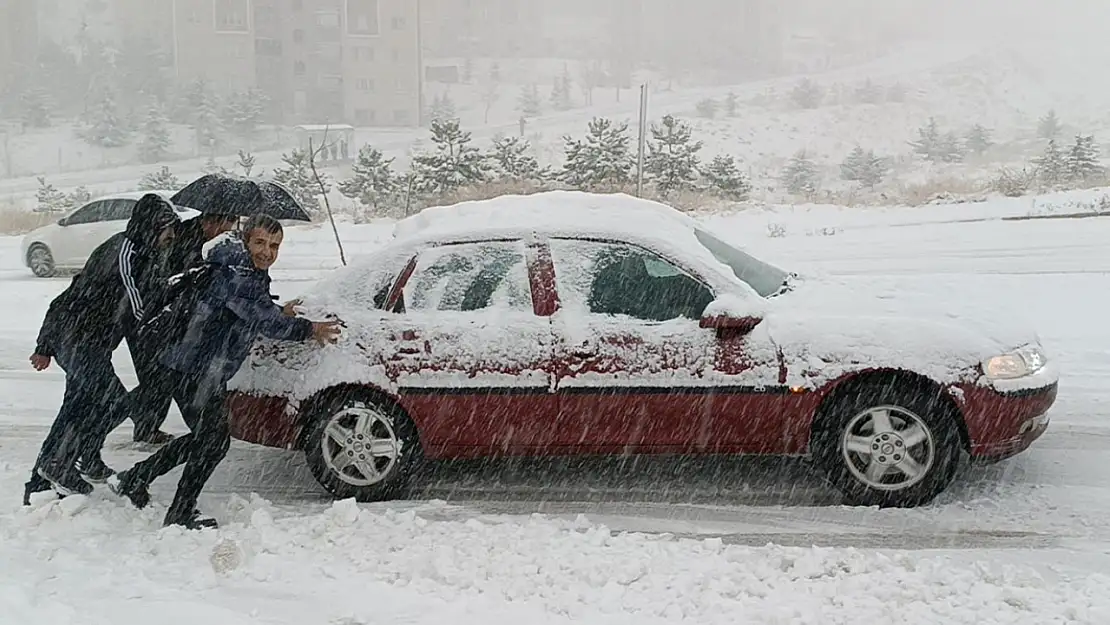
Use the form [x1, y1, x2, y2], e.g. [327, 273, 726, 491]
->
[3, 495, 1109, 625]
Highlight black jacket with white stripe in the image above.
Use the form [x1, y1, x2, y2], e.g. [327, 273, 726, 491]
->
[34, 194, 179, 356]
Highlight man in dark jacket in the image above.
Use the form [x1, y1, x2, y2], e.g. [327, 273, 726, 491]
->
[110, 210, 241, 446]
[27, 194, 180, 501]
[110, 214, 340, 529]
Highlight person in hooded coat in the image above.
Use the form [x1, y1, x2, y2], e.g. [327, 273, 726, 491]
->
[90, 209, 241, 450]
[110, 214, 340, 529]
[26, 193, 180, 502]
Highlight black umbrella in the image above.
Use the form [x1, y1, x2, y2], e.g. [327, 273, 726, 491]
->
[170, 173, 312, 222]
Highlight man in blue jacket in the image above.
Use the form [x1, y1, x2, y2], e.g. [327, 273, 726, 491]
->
[111, 213, 340, 529]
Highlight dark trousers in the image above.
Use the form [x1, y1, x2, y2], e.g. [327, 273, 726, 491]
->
[122, 373, 230, 522]
[85, 336, 177, 458]
[33, 344, 127, 473]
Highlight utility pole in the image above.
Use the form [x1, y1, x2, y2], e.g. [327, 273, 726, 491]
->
[415, 0, 425, 127]
[635, 83, 648, 198]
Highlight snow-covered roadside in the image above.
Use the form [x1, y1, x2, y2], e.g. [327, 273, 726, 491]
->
[3, 195, 1110, 623]
[5, 493, 1109, 625]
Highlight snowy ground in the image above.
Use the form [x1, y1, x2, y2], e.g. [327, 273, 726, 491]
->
[3, 195, 1110, 623]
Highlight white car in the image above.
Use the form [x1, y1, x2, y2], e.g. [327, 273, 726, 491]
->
[21, 190, 199, 278]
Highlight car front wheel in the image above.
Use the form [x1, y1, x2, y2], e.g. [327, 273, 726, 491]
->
[303, 389, 422, 502]
[27, 244, 56, 278]
[813, 381, 962, 508]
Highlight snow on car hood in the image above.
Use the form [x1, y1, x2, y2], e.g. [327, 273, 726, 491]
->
[764, 273, 1042, 388]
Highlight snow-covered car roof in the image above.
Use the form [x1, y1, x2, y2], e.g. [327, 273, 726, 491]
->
[390, 191, 757, 296]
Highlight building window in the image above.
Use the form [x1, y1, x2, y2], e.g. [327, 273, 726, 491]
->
[294, 60, 306, 75]
[214, 0, 250, 33]
[316, 9, 340, 28]
[354, 109, 375, 124]
[391, 16, 406, 30]
[393, 109, 411, 124]
[356, 78, 374, 91]
[320, 74, 344, 90]
[293, 28, 304, 43]
[355, 46, 375, 62]
[346, 0, 380, 36]
[255, 38, 282, 56]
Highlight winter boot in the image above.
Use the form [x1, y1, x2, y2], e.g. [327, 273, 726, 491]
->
[107, 471, 151, 509]
[22, 471, 54, 505]
[164, 509, 219, 530]
[76, 454, 116, 483]
[37, 464, 94, 497]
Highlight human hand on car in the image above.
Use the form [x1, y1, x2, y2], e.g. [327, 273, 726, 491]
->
[29, 353, 51, 371]
[311, 320, 342, 345]
[281, 299, 303, 317]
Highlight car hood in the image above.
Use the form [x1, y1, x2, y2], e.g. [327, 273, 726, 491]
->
[765, 274, 1040, 387]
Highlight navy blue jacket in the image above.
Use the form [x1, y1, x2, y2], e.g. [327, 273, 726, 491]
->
[160, 232, 313, 387]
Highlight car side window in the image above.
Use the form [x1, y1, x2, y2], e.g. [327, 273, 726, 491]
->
[550, 238, 714, 322]
[104, 199, 136, 222]
[402, 240, 533, 313]
[65, 201, 110, 226]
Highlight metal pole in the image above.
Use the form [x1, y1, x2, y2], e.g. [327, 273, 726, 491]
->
[635, 83, 648, 198]
[415, 0, 425, 127]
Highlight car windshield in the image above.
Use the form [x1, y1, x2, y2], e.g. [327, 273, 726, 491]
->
[693, 228, 791, 298]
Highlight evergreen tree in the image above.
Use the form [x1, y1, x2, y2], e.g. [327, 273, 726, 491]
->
[1033, 139, 1067, 187]
[137, 102, 172, 164]
[560, 117, 634, 191]
[173, 78, 211, 125]
[271, 148, 330, 213]
[855, 78, 882, 104]
[222, 89, 266, 143]
[82, 89, 129, 147]
[201, 155, 228, 174]
[411, 118, 489, 195]
[791, 78, 823, 109]
[35, 177, 69, 213]
[487, 135, 546, 183]
[938, 132, 965, 163]
[840, 146, 887, 188]
[909, 117, 942, 161]
[695, 98, 719, 119]
[339, 144, 399, 209]
[138, 166, 183, 191]
[702, 155, 751, 201]
[462, 57, 474, 84]
[237, 149, 258, 177]
[781, 150, 820, 196]
[518, 84, 542, 118]
[20, 88, 52, 128]
[489, 61, 501, 83]
[1066, 134, 1103, 183]
[645, 115, 703, 197]
[192, 89, 222, 152]
[1038, 110, 1062, 140]
[550, 71, 573, 112]
[68, 185, 92, 208]
[428, 92, 457, 124]
[965, 124, 993, 155]
[724, 92, 739, 117]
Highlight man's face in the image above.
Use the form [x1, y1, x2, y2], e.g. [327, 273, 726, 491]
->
[244, 227, 283, 271]
[202, 215, 238, 240]
[156, 226, 176, 248]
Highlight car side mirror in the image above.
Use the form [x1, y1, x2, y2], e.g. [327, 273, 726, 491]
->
[57, 217, 69, 227]
[699, 294, 767, 335]
[699, 313, 762, 333]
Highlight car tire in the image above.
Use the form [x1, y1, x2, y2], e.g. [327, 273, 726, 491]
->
[812, 380, 962, 508]
[302, 388, 422, 502]
[27, 244, 56, 278]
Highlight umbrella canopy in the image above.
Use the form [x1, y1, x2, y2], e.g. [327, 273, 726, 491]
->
[170, 173, 312, 222]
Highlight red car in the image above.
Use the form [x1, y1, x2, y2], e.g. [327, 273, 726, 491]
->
[228, 192, 1058, 507]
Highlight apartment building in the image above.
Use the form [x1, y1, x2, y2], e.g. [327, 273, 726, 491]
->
[0, 0, 40, 95]
[113, 0, 421, 127]
[420, 0, 543, 58]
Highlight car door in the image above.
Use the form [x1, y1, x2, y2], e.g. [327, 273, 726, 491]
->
[55, 201, 110, 266]
[95, 199, 136, 242]
[383, 239, 558, 457]
[546, 237, 784, 454]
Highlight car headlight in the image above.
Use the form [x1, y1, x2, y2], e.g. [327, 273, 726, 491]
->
[983, 344, 1047, 380]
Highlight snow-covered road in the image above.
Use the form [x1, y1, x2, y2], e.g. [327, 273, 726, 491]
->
[2, 199, 1109, 624]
